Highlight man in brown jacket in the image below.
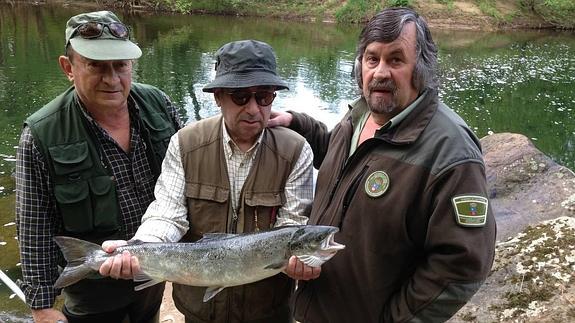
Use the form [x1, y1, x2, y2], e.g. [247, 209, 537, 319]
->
[274, 8, 497, 323]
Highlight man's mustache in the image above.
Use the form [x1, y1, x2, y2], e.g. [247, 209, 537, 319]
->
[368, 79, 396, 93]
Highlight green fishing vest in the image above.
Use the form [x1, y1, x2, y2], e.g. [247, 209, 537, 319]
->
[25, 83, 177, 239]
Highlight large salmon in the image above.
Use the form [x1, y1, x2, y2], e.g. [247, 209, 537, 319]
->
[53, 225, 344, 301]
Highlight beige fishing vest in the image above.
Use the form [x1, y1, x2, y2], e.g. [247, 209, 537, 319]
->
[174, 115, 305, 322]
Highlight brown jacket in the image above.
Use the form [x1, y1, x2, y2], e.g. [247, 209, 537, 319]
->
[291, 90, 496, 323]
[173, 115, 305, 323]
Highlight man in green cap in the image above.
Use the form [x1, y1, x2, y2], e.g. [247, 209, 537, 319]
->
[15, 10, 181, 323]
[99, 39, 314, 323]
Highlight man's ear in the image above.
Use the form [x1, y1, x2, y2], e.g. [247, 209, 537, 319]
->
[214, 92, 221, 107]
[58, 55, 74, 82]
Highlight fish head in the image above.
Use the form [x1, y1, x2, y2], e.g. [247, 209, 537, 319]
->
[289, 225, 345, 267]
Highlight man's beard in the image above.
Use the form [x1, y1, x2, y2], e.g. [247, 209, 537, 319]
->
[367, 79, 398, 114]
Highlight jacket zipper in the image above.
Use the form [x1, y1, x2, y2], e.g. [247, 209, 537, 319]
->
[322, 138, 377, 227]
[340, 165, 369, 227]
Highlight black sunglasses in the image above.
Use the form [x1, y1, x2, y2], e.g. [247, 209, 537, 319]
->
[73, 22, 130, 40]
[227, 90, 276, 107]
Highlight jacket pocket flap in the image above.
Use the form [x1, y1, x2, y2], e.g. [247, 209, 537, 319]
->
[244, 191, 284, 207]
[142, 114, 174, 141]
[89, 176, 114, 196]
[54, 181, 89, 204]
[49, 142, 93, 175]
[185, 182, 228, 203]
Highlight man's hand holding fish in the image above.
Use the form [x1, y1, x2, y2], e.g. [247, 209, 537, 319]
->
[99, 240, 140, 280]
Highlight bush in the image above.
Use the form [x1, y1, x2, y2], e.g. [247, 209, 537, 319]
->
[335, 0, 383, 23]
[385, 0, 412, 7]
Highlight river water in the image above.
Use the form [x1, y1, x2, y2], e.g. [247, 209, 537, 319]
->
[1, 3, 574, 320]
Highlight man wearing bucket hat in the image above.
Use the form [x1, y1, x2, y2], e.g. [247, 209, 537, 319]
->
[15, 10, 181, 323]
[98, 39, 314, 322]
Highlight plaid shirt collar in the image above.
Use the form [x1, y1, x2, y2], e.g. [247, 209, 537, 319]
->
[221, 119, 264, 159]
[74, 92, 140, 126]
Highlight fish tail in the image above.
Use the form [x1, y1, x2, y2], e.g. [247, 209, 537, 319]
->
[53, 236, 101, 289]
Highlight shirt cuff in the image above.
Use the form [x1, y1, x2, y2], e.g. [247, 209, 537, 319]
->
[20, 282, 58, 309]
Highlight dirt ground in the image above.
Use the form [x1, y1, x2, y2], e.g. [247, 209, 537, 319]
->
[413, 0, 547, 30]
[159, 283, 184, 323]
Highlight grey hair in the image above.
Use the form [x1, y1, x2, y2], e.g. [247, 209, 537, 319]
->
[353, 7, 438, 92]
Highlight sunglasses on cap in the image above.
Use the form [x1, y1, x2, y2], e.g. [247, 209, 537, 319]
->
[227, 90, 276, 107]
[72, 22, 130, 40]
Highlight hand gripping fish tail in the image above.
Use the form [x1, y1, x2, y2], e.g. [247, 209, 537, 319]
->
[53, 225, 345, 301]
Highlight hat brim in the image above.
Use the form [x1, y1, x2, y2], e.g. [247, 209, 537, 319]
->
[70, 38, 142, 60]
[202, 71, 289, 92]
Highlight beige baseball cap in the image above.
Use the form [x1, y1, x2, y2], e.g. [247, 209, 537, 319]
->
[65, 11, 142, 60]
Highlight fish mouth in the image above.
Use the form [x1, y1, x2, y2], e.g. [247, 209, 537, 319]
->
[319, 231, 345, 258]
[291, 226, 346, 267]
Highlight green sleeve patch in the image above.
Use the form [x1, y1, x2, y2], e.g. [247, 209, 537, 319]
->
[451, 195, 488, 227]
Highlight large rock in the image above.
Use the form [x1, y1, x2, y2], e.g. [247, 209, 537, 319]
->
[483, 133, 575, 241]
[449, 133, 575, 322]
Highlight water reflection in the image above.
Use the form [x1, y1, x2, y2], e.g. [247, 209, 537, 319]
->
[130, 13, 360, 126]
[1, 3, 575, 319]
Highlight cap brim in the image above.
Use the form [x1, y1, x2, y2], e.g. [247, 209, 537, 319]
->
[202, 71, 289, 92]
[70, 38, 142, 60]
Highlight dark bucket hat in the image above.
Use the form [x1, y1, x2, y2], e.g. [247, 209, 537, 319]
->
[202, 40, 289, 92]
[65, 11, 142, 60]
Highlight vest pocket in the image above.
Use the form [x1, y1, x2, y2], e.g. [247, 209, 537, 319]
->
[244, 192, 284, 230]
[54, 181, 93, 233]
[50, 142, 119, 234]
[90, 176, 119, 231]
[142, 113, 174, 155]
[184, 182, 229, 240]
[244, 191, 285, 207]
[49, 141, 93, 175]
[142, 112, 174, 139]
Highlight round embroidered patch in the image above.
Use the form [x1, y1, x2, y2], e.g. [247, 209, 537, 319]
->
[365, 171, 390, 198]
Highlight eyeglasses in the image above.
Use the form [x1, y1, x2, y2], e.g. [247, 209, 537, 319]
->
[227, 90, 276, 106]
[73, 22, 130, 40]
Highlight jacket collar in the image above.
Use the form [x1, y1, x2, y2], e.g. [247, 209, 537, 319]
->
[348, 88, 438, 145]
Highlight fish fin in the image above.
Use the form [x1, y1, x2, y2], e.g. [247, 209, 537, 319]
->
[134, 279, 163, 291]
[197, 233, 237, 242]
[127, 239, 144, 245]
[133, 271, 153, 282]
[264, 262, 285, 270]
[203, 286, 225, 302]
[54, 265, 94, 289]
[296, 255, 326, 268]
[52, 236, 102, 288]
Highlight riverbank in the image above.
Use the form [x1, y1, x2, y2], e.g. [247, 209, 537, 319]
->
[7, 0, 574, 30]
